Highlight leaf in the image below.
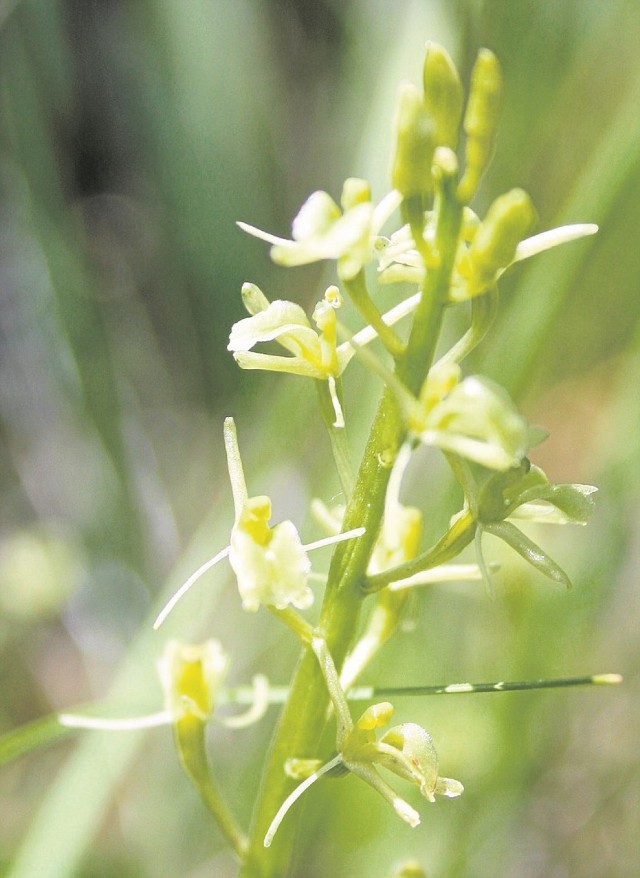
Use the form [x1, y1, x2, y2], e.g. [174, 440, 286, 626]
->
[0, 714, 74, 767]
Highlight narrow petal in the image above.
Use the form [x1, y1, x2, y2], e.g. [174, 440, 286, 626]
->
[263, 754, 343, 848]
[271, 240, 336, 267]
[421, 430, 519, 470]
[475, 526, 497, 598]
[153, 546, 231, 629]
[236, 221, 291, 247]
[220, 674, 270, 729]
[512, 483, 597, 525]
[59, 711, 172, 731]
[372, 189, 403, 232]
[387, 563, 483, 591]
[233, 352, 324, 378]
[303, 526, 365, 553]
[484, 520, 572, 587]
[347, 761, 421, 827]
[336, 292, 421, 373]
[513, 223, 598, 263]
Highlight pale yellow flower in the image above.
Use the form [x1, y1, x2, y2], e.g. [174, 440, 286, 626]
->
[238, 181, 401, 280]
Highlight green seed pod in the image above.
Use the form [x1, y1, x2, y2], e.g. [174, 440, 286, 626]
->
[467, 188, 536, 294]
[391, 83, 435, 198]
[423, 42, 463, 149]
[458, 49, 503, 202]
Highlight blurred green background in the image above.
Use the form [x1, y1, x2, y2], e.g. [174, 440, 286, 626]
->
[0, 1, 638, 876]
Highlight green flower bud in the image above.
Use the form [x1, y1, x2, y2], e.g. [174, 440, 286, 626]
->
[466, 188, 536, 295]
[241, 282, 270, 315]
[422, 42, 463, 149]
[458, 49, 503, 203]
[391, 83, 435, 198]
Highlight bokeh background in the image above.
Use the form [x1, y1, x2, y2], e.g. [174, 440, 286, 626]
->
[1, 1, 638, 876]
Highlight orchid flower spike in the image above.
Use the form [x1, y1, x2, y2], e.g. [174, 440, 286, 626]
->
[153, 418, 365, 626]
[59, 638, 270, 732]
[237, 180, 401, 280]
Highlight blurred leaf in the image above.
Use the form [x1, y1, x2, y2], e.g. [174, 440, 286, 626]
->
[0, 715, 73, 767]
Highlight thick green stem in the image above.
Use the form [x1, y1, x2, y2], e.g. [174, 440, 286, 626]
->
[239, 170, 462, 878]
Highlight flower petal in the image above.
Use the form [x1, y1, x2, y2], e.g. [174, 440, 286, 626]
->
[230, 519, 313, 612]
[236, 221, 290, 247]
[232, 351, 324, 378]
[513, 223, 598, 263]
[228, 301, 313, 352]
[291, 191, 342, 241]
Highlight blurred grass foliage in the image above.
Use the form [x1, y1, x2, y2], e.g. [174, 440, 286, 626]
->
[0, 1, 638, 876]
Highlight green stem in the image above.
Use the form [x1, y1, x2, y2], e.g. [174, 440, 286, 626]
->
[174, 716, 248, 861]
[267, 606, 314, 645]
[434, 285, 499, 369]
[240, 168, 462, 878]
[315, 379, 355, 497]
[363, 508, 476, 593]
[342, 271, 405, 358]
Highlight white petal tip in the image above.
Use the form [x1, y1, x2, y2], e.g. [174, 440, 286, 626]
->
[394, 798, 421, 828]
[514, 223, 600, 264]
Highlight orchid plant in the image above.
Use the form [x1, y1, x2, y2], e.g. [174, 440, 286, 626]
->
[48, 42, 621, 878]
